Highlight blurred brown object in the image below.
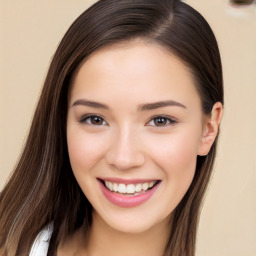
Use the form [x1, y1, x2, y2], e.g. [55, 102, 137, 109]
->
[230, 0, 254, 5]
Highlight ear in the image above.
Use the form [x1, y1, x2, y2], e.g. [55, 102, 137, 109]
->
[198, 102, 223, 156]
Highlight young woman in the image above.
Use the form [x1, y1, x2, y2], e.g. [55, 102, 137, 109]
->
[0, 0, 223, 255]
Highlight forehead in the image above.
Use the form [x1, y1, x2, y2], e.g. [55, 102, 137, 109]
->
[69, 41, 201, 110]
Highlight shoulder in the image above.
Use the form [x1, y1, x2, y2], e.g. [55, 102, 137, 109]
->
[29, 223, 53, 256]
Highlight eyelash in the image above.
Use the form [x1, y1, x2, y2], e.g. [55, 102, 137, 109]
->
[79, 115, 177, 127]
[79, 114, 108, 126]
[146, 116, 177, 127]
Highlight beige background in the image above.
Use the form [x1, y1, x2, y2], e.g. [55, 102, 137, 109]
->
[0, 0, 255, 255]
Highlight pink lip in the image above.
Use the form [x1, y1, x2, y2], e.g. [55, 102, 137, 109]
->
[97, 179, 160, 208]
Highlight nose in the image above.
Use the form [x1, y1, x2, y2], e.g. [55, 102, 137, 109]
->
[105, 127, 146, 171]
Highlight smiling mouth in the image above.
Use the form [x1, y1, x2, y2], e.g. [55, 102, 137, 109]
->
[99, 179, 160, 196]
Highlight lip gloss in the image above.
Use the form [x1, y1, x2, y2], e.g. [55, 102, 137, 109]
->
[98, 179, 160, 208]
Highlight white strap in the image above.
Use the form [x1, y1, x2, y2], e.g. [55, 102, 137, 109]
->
[29, 223, 53, 256]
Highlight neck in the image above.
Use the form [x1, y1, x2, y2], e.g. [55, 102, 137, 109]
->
[85, 211, 171, 256]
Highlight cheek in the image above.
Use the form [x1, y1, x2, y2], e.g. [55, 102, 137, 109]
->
[150, 131, 199, 172]
[170, 134, 198, 173]
[168, 137, 197, 197]
[66, 126, 108, 175]
[148, 131, 200, 204]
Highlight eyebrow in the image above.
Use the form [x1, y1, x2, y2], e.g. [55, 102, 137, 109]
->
[138, 100, 187, 111]
[72, 99, 109, 109]
[72, 99, 186, 111]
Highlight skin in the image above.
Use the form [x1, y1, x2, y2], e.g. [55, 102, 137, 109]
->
[60, 41, 222, 255]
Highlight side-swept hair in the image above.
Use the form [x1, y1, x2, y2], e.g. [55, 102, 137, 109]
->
[0, 0, 223, 255]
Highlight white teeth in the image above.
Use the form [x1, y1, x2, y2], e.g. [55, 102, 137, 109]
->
[118, 184, 126, 193]
[127, 184, 136, 194]
[113, 183, 118, 192]
[104, 180, 157, 194]
[108, 181, 113, 191]
[135, 183, 142, 192]
[142, 183, 149, 191]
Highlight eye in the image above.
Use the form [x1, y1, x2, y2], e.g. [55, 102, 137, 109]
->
[80, 115, 108, 126]
[146, 116, 176, 127]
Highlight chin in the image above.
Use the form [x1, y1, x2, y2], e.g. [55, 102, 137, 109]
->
[95, 209, 172, 235]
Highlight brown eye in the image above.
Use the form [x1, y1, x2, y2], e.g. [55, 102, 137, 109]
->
[154, 117, 168, 126]
[147, 116, 176, 127]
[91, 116, 104, 125]
[80, 115, 107, 126]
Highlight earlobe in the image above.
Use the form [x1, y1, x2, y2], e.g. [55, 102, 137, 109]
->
[198, 102, 223, 156]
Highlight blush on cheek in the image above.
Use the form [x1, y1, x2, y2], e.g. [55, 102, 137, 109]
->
[67, 130, 109, 175]
[155, 134, 198, 169]
[151, 134, 198, 206]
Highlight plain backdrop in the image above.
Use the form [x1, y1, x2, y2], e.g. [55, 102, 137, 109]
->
[0, 0, 256, 255]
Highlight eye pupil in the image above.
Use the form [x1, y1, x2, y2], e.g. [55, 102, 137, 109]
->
[154, 117, 167, 126]
[91, 116, 103, 125]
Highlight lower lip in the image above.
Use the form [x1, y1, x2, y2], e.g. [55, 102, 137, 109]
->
[98, 180, 160, 208]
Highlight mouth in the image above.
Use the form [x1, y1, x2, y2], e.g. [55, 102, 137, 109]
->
[101, 179, 160, 196]
[97, 178, 161, 207]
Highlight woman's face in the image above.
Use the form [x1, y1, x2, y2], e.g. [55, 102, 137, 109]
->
[67, 42, 210, 233]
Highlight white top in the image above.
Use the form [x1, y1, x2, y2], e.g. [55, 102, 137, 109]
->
[29, 223, 53, 256]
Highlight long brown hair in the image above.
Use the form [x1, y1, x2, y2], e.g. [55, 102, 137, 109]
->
[0, 0, 223, 255]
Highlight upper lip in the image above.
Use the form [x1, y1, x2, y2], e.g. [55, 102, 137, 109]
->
[98, 177, 160, 185]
